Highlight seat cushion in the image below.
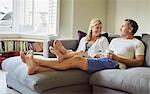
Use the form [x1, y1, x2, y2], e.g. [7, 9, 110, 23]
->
[90, 67, 150, 94]
[2, 56, 89, 92]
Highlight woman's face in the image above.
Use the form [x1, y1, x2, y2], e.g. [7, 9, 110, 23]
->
[91, 23, 102, 37]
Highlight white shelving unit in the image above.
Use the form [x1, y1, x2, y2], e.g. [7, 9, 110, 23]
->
[0, 33, 46, 55]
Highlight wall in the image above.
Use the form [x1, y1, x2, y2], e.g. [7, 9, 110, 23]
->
[147, 0, 150, 34]
[59, 0, 107, 39]
[73, 0, 107, 38]
[59, 0, 73, 39]
[107, 0, 150, 36]
[59, 0, 150, 39]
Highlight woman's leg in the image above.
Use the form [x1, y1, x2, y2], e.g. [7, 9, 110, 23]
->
[61, 50, 87, 59]
[53, 40, 68, 54]
[49, 46, 65, 62]
[53, 40, 82, 54]
[50, 46, 87, 62]
[52, 40, 89, 59]
[34, 55, 88, 71]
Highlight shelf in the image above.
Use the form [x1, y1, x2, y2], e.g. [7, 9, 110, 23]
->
[0, 38, 44, 42]
[0, 38, 44, 55]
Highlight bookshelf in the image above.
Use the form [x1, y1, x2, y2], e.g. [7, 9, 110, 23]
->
[0, 39, 44, 55]
[0, 33, 48, 55]
[0, 32, 57, 56]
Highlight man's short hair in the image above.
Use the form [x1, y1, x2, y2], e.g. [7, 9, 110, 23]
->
[125, 19, 138, 35]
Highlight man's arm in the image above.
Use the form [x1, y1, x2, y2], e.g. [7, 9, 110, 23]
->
[112, 54, 144, 67]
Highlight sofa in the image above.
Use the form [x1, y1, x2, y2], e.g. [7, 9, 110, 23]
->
[2, 34, 150, 94]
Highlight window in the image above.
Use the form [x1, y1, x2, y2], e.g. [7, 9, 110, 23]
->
[0, 0, 59, 35]
[0, 0, 13, 31]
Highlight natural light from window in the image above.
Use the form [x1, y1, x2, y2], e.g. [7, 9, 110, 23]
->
[0, 0, 59, 36]
[0, 0, 13, 29]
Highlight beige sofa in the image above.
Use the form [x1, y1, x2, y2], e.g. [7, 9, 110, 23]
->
[2, 34, 150, 94]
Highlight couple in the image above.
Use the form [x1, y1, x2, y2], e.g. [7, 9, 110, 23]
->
[21, 18, 145, 75]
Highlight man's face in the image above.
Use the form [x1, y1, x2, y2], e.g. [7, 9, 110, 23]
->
[120, 21, 131, 38]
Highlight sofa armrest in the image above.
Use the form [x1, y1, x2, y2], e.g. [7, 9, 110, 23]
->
[43, 39, 78, 58]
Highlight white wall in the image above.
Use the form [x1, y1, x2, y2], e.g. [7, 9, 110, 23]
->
[59, 0, 150, 39]
[59, 0, 73, 39]
[73, 0, 107, 38]
[107, 0, 150, 36]
[59, 0, 107, 39]
[147, 0, 150, 34]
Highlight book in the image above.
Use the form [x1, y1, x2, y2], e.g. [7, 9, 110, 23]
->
[0, 41, 4, 53]
[32, 42, 43, 52]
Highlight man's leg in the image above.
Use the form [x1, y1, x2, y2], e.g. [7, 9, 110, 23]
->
[33, 55, 88, 72]
[33, 65, 55, 74]
[20, 52, 55, 75]
[21, 51, 88, 74]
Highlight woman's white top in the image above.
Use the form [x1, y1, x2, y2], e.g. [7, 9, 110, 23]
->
[77, 36, 109, 57]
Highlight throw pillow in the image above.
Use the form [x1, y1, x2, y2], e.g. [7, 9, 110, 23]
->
[0, 51, 20, 69]
[77, 30, 87, 43]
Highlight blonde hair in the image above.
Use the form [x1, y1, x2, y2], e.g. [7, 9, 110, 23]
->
[85, 18, 102, 41]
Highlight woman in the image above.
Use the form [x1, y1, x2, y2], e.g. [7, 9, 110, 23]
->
[50, 18, 109, 62]
[21, 18, 109, 74]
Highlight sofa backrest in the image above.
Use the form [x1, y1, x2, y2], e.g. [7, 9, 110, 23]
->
[142, 34, 150, 67]
[107, 35, 142, 43]
[48, 39, 78, 58]
[107, 35, 120, 43]
[47, 35, 148, 67]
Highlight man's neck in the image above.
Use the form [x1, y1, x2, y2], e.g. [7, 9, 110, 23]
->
[123, 35, 134, 39]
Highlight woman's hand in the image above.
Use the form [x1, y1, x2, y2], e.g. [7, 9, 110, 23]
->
[105, 53, 113, 59]
[94, 53, 103, 58]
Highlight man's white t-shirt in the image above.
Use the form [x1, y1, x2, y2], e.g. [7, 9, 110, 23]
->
[109, 38, 145, 59]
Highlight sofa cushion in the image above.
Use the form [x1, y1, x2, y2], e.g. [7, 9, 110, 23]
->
[0, 51, 20, 69]
[90, 67, 150, 94]
[2, 56, 89, 92]
[142, 34, 150, 67]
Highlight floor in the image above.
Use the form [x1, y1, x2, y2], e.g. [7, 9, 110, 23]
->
[0, 70, 20, 94]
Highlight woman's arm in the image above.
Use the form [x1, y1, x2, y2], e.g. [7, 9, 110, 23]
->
[77, 37, 86, 51]
[93, 37, 109, 58]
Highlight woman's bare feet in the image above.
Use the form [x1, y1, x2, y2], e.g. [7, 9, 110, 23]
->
[49, 46, 64, 62]
[53, 40, 67, 54]
[20, 51, 38, 75]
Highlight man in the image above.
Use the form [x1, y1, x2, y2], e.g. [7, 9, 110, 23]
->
[21, 19, 145, 75]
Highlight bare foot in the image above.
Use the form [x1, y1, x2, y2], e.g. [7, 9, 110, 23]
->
[20, 52, 37, 75]
[53, 40, 67, 54]
[28, 66, 39, 75]
[49, 46, 64, 62]
[20, 51, 26, 63]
